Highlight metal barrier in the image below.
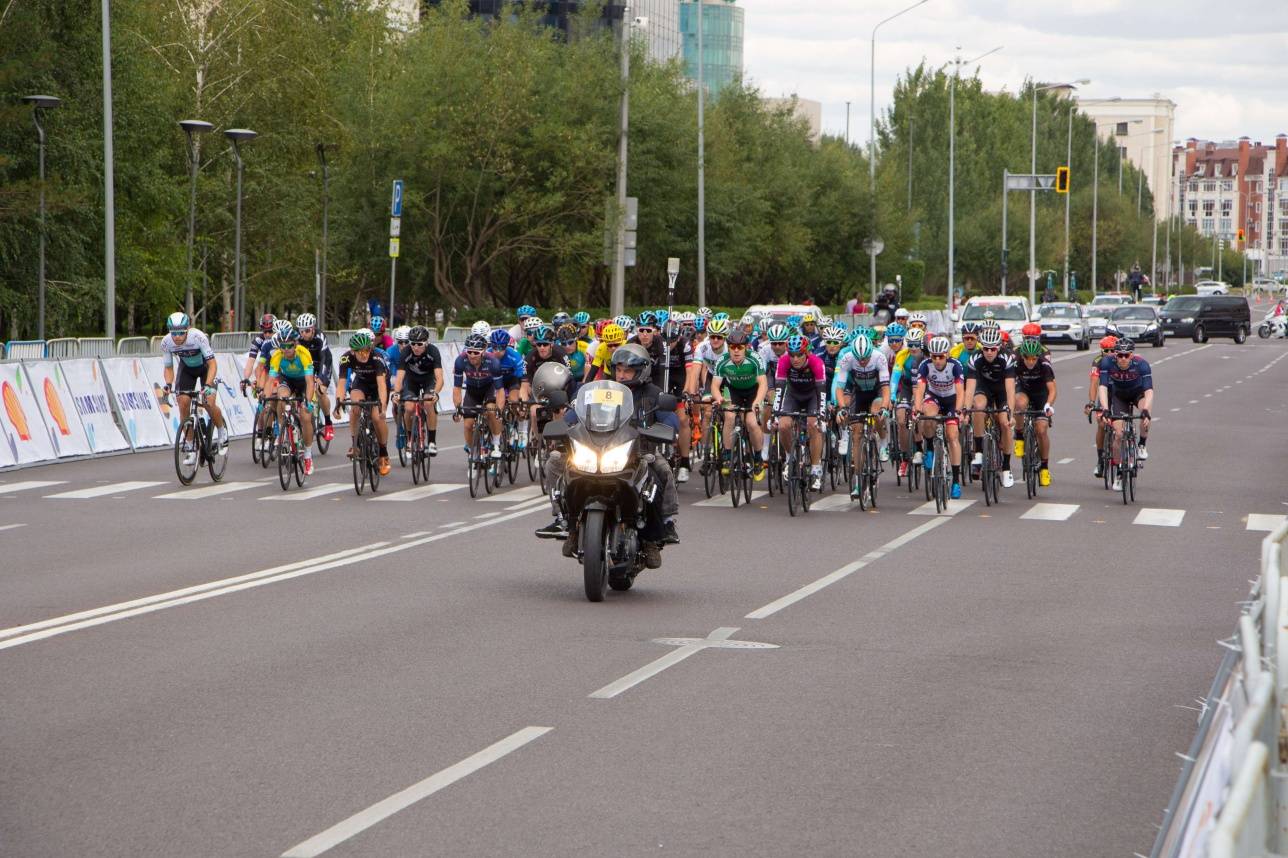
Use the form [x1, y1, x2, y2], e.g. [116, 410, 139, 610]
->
[4, 340, 46, 359]
[45, 338, 79, 358]
[338, 329, 360, 346]
[116, 336, 151, 355]
[441, 326, 469, 343]
[425, 327, 440, 342]
[77, 337, 115, 358]
[150, 335, 167, 352]
[210, 332, 251, 353]
[324, 330, 340, 346]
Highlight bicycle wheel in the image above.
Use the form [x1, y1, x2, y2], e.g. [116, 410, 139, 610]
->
[315, 407, 331, 456]
[865, 435, 880, 509]
[933, 436, 947, 513]
[853, 431, 868, 510]
[786, 455, 799, 517]
[366, 427, 382, 493]
[525, 428, 538, 482]
[397, 418, 409, 467]
[352, 424, 367, 496]
[730, 432, 743, 508]
[278, 422, 294, 491]
[961, 430, 976, 485]
[798, 439, 812, 513]
[485, 432, 498, 494]
[174, 417, 199, 485]
[981, 434, 995, 507]
[206, 419, 228, 482]
[410, 414, 424, 486]
[257, 414, 273, 468]
[250, 403, 263, 464]
[702, 423, 719, 498]
[505, 429, 520, 485]
[740, 432, 754, 505]
[294, 423, 307, 487]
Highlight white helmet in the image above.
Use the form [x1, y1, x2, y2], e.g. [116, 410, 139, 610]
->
[894, 307, 910, 320]
[273, 318, 294, 337]
[393, 325, 411, 341]
[295, 313, 317, 330]
[523, 316, 544, 332]
[928, 335, 952, 355]
[470, 320, 492, 337]
[908, 312, 928, 327]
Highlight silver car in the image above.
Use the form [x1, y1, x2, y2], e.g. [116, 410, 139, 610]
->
[1083, 306, 1112, 339]
[1036, 302, 1090, 350]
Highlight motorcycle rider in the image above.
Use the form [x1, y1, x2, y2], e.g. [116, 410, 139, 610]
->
[536, 344, 680, 567]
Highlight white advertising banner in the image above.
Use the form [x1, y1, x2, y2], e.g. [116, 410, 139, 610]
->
[22, 360, 93, 457]
[139, 355, 181, 442]
[327, 346, 349, 426]
[0, 362, 57, 464]
[214, 352, 256, 437]
[60, 359, 130, 453]
[0, 415, 13, 468]
[437, 341, 461, 414]
[100, 356, 172, 449]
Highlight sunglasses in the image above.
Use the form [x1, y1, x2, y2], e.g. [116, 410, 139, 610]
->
[411, 342, 428, 348]
[982, 346, 999, 353]
[637, 327, 656, 334]
[931, 353, 948, 359]
[1116, 352, 1134, 359]
[170, 330, 188, 338]
[728, 343, 747, 350]
[709, 335, 725, 341]
[465, 349, 484, 357]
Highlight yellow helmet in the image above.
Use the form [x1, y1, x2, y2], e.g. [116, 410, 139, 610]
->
[601, 323, 626, 346]
[801, 312, 817, 324]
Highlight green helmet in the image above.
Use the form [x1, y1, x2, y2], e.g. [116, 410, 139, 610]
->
[850, 334, 873, 361]
[766, 323, 790, 343]
[1017, 339, 1044, 357]
[348, 330, 373, 350]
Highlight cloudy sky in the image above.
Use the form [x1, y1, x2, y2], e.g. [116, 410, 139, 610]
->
[738, 0, 1288, 146]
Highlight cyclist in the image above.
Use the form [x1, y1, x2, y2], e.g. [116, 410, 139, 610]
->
[710, 328, 768, 480]
[509, 304, 537, 342]
[834, 334, 892, 490]
[589, 322, 627, 381]
[242, 313, 276, 391]
[524, 324, 568, 444]
[889, 327, 927, 477]
[1096, 337, 1153, 491]
[386, 328, 407, 453]
[911, 334, 964, 499]
[950, 321, 981, 362]
[295, 314, 334, 442]
[515, 316, 544, 356]
[907, 312, 929, 336]
[693, 317, 731, 447]
[800, 312, 823, 350]
[452, 332, 506, 462]
[393, 325, 445, 456]
[572, 311, 592, 344]
[160, 312, 227, 462]
[488, 329, 530, 447]
[556, 322, 588, 389]
[819, 326, 846, 393]
[333, 330, 392, 475]
[1013, 339, 1057, 486]
[962, 326, 1017, 488]
[1086, 335, 1117, 479]
[263, 326, 317, 476]
[774, 335, 827, 491]
[882, 322, 906, 369]
[370, 315, 394, 351]
[757, 323, 791, 462]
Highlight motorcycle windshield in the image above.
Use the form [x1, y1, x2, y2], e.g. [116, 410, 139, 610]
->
[574, 380, 633, 433]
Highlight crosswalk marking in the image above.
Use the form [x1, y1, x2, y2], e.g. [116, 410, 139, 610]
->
[1247, 514, 1287, 532]
[909, 499, 976, 517]
[0, 523, 27, 532]
[369, 483, 466, 502]
[478, 485, 543, 502]
[0, 480, 67, 494]
[809, 493, 857, 511]
[1134, 507, 1185, 527]
[260, 483, 353, 501]
[1020, 503, 1080, 521]
[1056, 457, 1075, 465]
[154, 482, 262, 500]
[693, 491, 767, 507]
[45, 481, 168, 499]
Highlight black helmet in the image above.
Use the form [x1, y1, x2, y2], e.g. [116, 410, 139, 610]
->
[725, 328, 749, 346]
[408, 325, 431, 344]
[609, 342, 652, 385]
[464, 333, 488, 351]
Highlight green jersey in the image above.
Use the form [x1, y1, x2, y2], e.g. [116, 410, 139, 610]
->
[714, 352, 764, 390]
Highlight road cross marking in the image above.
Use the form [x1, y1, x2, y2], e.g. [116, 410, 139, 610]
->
[1247, 514, 1287, 532]
[479, 484, 543, 502]
[909, 498, 976, 516]
[810, 493, 858, 511]
[0, 523, 27, 532]
[369, 483, 465, 501]
[1020, 503, 1080, 521]
[153, 481, 261, 499]
[1134, 507, 1185, 527]
[0, 480, 66, 494]
[1057, 457, 1075, 464]
[45, 481, 168, 499]
[588, 627, 778, 700]
[260, 483, 353, 501]
[280, 726, 553, 858]
[693, 491, 767, 507]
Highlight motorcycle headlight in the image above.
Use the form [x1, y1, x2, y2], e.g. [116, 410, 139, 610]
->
[570, 440, 599, 473]
[599, 441, 634, 473]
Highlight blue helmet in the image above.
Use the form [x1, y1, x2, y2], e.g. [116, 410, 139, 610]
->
[787, 335, 807, 355]
[655, 309, 670, 325]
[517, 304, 536, 319]
[786, 314, 803, 329]
[572, 311, 590, 326]
[886, 322, 907, 339]
[370, 315, 385, 333]
[637, 310, 657, 328]
[694, 316, 707, 333]
[712, 311, 730, 322]
[489, 329, 511, 349]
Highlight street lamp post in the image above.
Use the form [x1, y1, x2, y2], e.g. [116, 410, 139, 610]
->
[22, 95, 61, 342]
[612, 13, 646, 317]
[1062, 102, 1074, 299]
[178, 120, 213, 321]
[696, 1, 705, 308]
[1029, 80, 1087, 309]
[948, 45, 1000, 311]
[316, 143, 334, 328]
[870, 0, 930, 303]
[225, 128, 256, 331]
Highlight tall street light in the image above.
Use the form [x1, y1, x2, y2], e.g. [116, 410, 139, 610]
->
[225, 128, 256, 331]
[178, 120, 213, 321]
[870, 0, 930, 303]
[22, 95, 61, 342]
[1060, 84, 1092, 299]
[612, 13, 646, 317]
[1090, 118, 1140, 295]
[1029, 80, 1087, 309]
[316, 143, 335, 328]
[101, 0, 117, 340]
[948, 46, 1001, 314]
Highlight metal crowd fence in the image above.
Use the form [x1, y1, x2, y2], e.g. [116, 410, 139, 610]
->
[3, 340, 47, 359]
[115, 337, 151, 355]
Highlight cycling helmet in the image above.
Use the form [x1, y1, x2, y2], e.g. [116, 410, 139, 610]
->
[694, 316, 707, 333]
[166, 311, 190, 332]
[801, 311, 817, 324]
[905, 328, 926, 348]
[712, 311, 730, 322]
[600, 323, 627, 346]
[522, 316, 543, 333]
[273, 318, 294, 338]
[470, 320, 492, 337]
[1099, 335, 1118, 350]
[463, 333, 488, 352]
[851, 334, 873, 361]
[1017, 340, 1044, 357]
[516, 304, 536, 319]
[726, 328, 749, 346]
[756, 318, 772, 335]
[551, 312, 571, 327]
[348, 330, 373, 350]
[613, 314, 633, 330]
[637, 310, 657, 328]
[593, 319, 608, 337]
[786, 314, 803, 329]
[707, 318, 730, 337]
[740, 314, 754, 328]
[555, 322, 578, 343]
[928, 335, 951, 356]
[370, 315, 385, 333]
[273, 327, 299, 348]
[1114, 338, 1135, 355]
[531, 361, 571, 398]
[1000, 330, 1012, 343]
[572, 311, 591, 326]
[610, 342, 653, 384]
[886, 322, 907, 339]
[908, 312, 928, 327]
[960, 321, 980, 335]
[821, 326, 845, 344]
[853, 325, 874, 343]
[833, 320, 849, 334]
[394, 325, 411, 343]
[980, 318, 1001, 331]
[697, 306, 713, 318]
[294, 313, 315, 331]
[871, 325, 886, 344]
[408, 326, 431, 344]
[533, 325, 555, 345]
[767, 323, 790, 343]
[489, 329, 512, 349]
[894, 307, 910, 320]
[786, 335, 808, 355]
[259, 313, 277, 334]
[656, 309, 671, 325]
[978, 327, 1003, 348]
[1021, 322, 1042, 339]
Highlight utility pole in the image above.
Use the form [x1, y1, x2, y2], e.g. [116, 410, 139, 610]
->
[611, 13, 632, 316]
[102, 0, 116, 339]
[696, 1, 706, 308]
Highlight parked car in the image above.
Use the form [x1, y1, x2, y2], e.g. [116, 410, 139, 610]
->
[956, 296, 1033, 340]
[1035, 302, 1090, 350]
[1194, 280, 1233, 296]
[1158, 295, 1251, 343]
[1106, 305, 1165, 347]
[1088, 293, 1132, 308]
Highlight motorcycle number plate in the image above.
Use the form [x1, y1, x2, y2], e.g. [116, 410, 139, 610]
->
[588, 388, 624, 405]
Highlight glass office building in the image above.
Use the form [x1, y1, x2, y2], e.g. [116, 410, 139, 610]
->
[680, 0, 744, 96]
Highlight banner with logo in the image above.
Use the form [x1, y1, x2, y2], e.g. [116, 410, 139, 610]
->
[99, 356, 172, 449]
[437, 341, 460, 414]
[327, 346, 350, 426]
[60, 359, 130, 453]
[138, 356, 181, 442]
[0, 362, 58, 464]
[22, 360, 93, 458]
[214, 352, 256, 437]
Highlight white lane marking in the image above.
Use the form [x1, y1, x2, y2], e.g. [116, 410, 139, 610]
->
[809, 493, 857, 511]
[1020, 503, 1080, 521]
[1189, 399, 1199, 404]
[0, 480, 66, 494]
[589, 628, 777, 699]
[474, 511, 501, 519]
[478, 484, 543, 502]
[437, 521, 466, 528]
[153, 481, 261, 500]
[369, 483, 465, 501]
[746, 518, 951, 620]
[1247, 514, 1288, 532]
[1153, 344, 1212, 365]
[0, 506, 546, 650]
[909, 498, 977, 516]
[505, 497, 550, 512]
[0, 523, 28, 532]
[1170, 407, 1180, 412]
[401, 531, 431, 539]
[1134, 507, 1185, 527]
[1236, 379, 1244, 384]
[260, 483, 353, 501]
[280, 726, 553, 858]
[45, 481, 168, 499]
[693, 490, 767, 507]
[1057, 457, 1075, 465]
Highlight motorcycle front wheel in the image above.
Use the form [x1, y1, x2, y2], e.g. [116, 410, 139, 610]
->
[582, 509, 609, 603]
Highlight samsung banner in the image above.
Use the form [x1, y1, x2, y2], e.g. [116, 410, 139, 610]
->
[22, 361, 93, 458]
[100, 357, 172, 449]
[0, 362, 57, 464]
[213, 352, 256, 437]
[60, 359, 130, 453]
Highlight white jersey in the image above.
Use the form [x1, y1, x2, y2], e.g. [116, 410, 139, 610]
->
[693, 340, 728, 375]
[879, 342, 897, 370]
[834, 351, 890, 393]
[159, 327, 214, 369]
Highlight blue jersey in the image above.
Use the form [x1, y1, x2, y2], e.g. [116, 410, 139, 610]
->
[453, 353, 503, 391]
[383, 344, 401, 378]
[493, 347, 526, 383]
[1098, 354, 1153, 399]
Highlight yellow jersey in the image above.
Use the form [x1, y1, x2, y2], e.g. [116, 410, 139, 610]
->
[268, 347, 314, 379]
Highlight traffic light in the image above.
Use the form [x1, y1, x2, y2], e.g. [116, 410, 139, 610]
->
[1237, 227, 1246, 242]
[1055, 165, 1070, 194]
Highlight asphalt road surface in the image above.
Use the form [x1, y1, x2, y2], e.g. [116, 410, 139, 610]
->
[3, 338, 1285, 857]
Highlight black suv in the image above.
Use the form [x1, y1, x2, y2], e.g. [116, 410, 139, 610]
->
[1159, 295, 1251, 343]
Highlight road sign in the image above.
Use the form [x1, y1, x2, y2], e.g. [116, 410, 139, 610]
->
[625, 197, 638, 230]
[862, 237, 885, 256]
[1005, 173, 1059, 192]
[391, 180, 403, 217]
[1055, 166, 1070, 193]
[389, 238, 400, 258]
[389, 217, 401, 238]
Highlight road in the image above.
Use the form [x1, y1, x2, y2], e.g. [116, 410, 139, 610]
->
[3, 337, 1284, 857]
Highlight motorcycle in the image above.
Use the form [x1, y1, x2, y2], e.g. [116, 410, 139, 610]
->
[1257, 310, 1288, 339]
[542, 380, 677, 602]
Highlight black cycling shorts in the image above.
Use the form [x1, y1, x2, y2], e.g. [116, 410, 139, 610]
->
[401, 374, 437, 400]
[847, 389, 883, 418]
[778, 388, 820, 418]
[1110, 390, 1146, 417]
[275, 374, 308, 399]
[176, 359, 213, 392]
[461, 387, 496, 414]
[724, 386, 759, 410]
[972, 382, 1007, 410]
